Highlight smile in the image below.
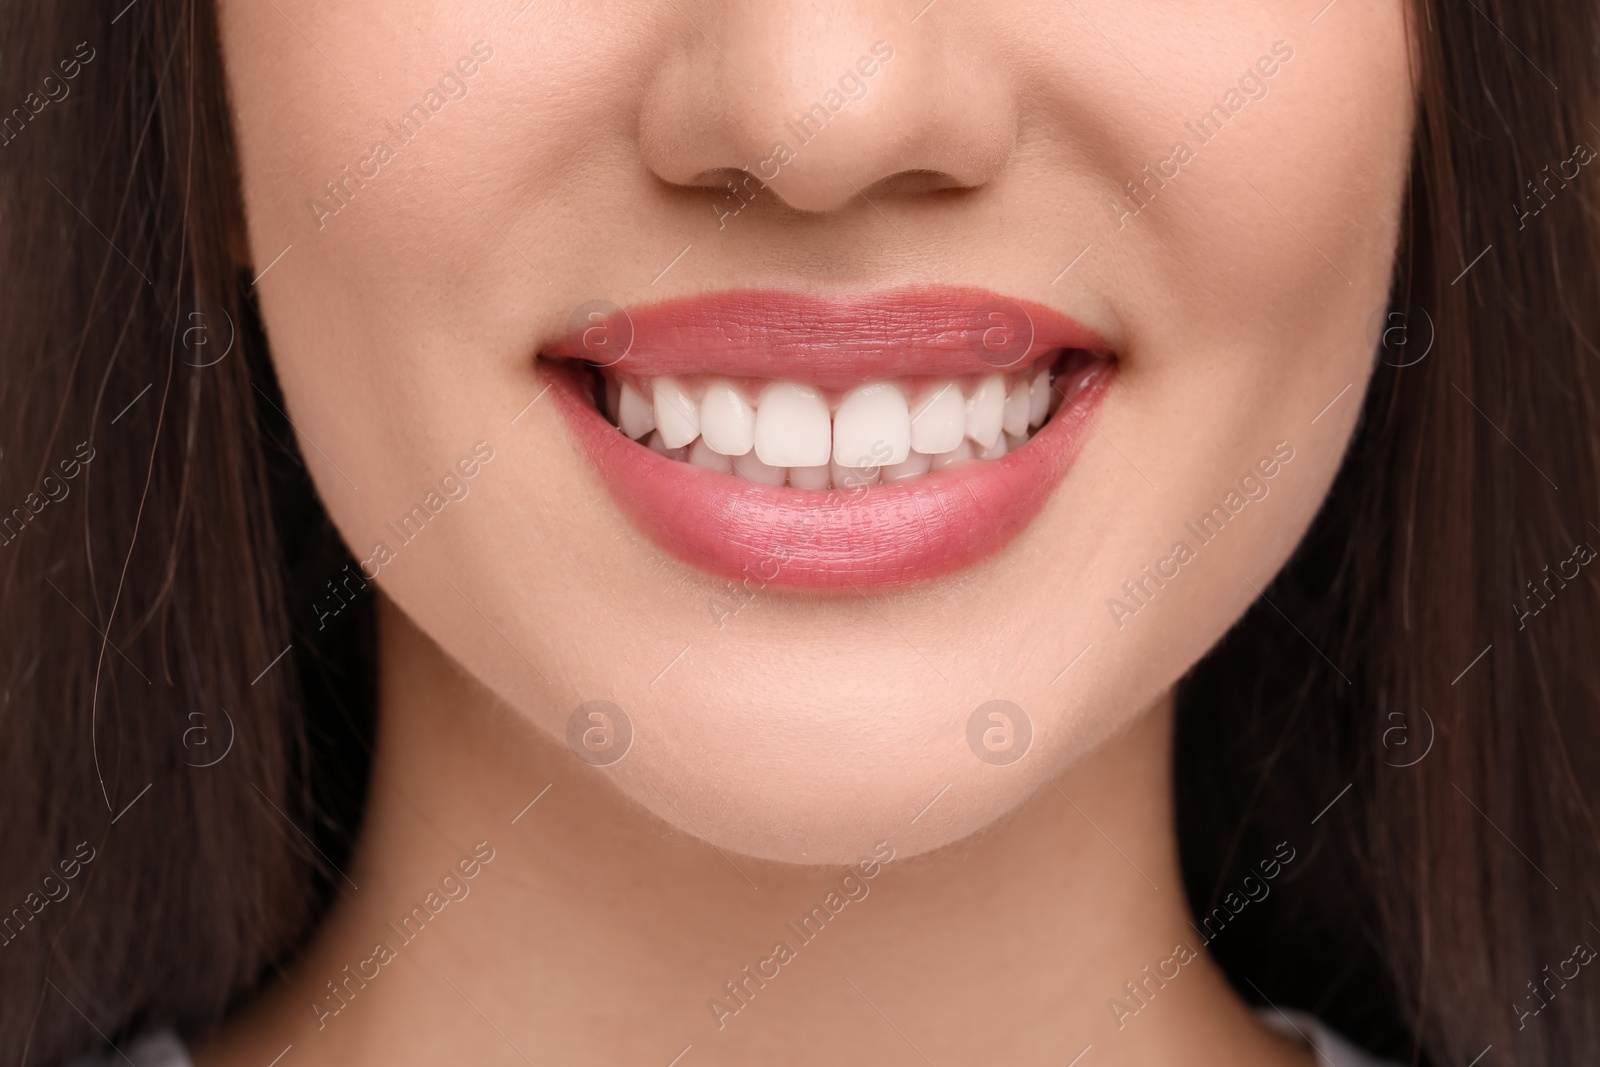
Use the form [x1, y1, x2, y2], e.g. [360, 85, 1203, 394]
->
[543, 287, 1114, 589]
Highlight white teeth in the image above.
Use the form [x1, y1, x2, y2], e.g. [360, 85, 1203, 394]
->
[605, 377, 621, 422]
[605, 359, 1068, 489]
[645, 430, 687, 462]
[976, 432, 1008, 461]
[754, 382, 832, 467]
[1028, 365, 1052, 427]
[688, 438, 733, 473]
[731, 450, 786, 486]
[964, 373, 1005, 449]
[699, 380, 755, 456]
[788, 464, 830, 490]
[909, 381, 966, 455]
[618, 381, 656, 439]
[832, 460, 881, 491]
[882, 450, 933, 483]
[653, 376, 700, 448]
[1002, 379, 1031, 437]
[929, 439, 975, 471]
[833, 383, 911, 467]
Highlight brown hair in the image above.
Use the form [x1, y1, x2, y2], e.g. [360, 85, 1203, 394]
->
[0, 1, 372, 1062]
[1179, 0, 1600, 1061]
[2, 0, 1596, 1063]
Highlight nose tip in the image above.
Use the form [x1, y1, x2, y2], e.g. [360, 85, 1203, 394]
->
[639, 24, 1016, 215]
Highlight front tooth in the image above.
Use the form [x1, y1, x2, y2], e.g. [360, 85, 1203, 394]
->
[908, 381, 965, 455]
[653, 376, 701, 448]
[1005, 431, 1028, 452]
[882, 450, 933, 483]
[833, 383, 911, 467]
[754, 382, 831, 467]
[832, 460, 881, 490]
[732, 450, 786, 486]
[700, 380, 755, 456]
[604, 377, 621, 421]
[965, 373, 1005, 449]
[1002, 379, 1031, 437]
[789, 464, 830, 490]
[930, 439, 975, 471]
[618, 381, 656, 439]
[1028, 365, 1052, 427]
[976, 432, 1009, 461]
[645, 430, 688, 462]
[688, 438, 733, 473]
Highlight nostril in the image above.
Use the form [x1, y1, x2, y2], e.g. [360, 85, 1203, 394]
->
[860, 169, 974, 198]
[690, 166, 771, 197]
[690, 166, 780, 228]
[686, 164, 970, 221]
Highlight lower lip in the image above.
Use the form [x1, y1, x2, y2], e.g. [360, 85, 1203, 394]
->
[549, 362, 1112, 590]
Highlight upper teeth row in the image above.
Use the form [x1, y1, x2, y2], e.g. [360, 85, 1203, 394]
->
[607, 367, 1055, 473]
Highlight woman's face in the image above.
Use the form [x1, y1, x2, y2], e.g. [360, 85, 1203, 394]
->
[218, 0, 1412, 863]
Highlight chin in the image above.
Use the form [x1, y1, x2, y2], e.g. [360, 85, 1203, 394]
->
[575, 659, 1133, 867]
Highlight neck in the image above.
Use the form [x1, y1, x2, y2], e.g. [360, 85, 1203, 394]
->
[203, 597, 1307, 1067]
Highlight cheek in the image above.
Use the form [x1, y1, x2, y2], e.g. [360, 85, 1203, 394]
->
[218, 1, 539, 571]
[1105, 2, 1413, 363]
[986, 0, 1412, 785]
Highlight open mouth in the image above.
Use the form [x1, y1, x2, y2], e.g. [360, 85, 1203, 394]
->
[542, 288, 1115, 590]
[579, 355, 1097, 489]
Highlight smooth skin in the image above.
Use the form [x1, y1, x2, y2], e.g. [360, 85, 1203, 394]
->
[204, 0, 1412, 1062]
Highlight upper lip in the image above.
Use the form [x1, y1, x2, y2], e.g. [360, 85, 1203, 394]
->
[542, 286, 1112, 387]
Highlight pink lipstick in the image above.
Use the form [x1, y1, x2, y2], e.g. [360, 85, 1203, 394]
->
[543, 287, 1114, 589]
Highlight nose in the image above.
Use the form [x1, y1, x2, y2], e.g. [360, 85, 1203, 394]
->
[637, 5, 1018, 214]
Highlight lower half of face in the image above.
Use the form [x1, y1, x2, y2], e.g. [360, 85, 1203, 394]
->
[221, 0, 1413, 863]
